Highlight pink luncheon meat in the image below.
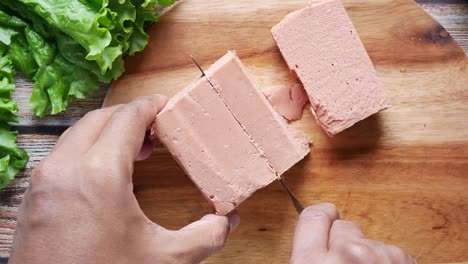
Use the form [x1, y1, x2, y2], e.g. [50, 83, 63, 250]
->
[272, 0, 390, 136]
[205, 52, 309, 175]
[153, 52, 309, 215]
[263, 84, 309, 122]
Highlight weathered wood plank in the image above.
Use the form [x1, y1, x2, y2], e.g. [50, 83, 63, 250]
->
[418, 2, 468, 54]
[0, 135, 56, 257]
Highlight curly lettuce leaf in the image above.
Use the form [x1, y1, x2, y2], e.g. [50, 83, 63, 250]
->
[30, 54, 99, 117]
[134, 0, 175, 9]
[0, 0, 180, 188]
[0, 2, 52, 39]
[0, 50, 18, 124]
[8, 33, 38, 79]
[25, 27, 56, 68]
[156, 0, 175, 8]
[0, 9, 28, 29]
[0, 46, 28, 190]
[0, 26, 19, 46]
[0, 0, 175, 117]
[128, 5, 157, 55]
[55, 32, 122, 83]
[14, 0, 171, 75]
[0, 9, 25, 47]
[0, 125, 28, 189]
[0, 9, 105, 117]
[0, 111, 18, 123]
[17, 0, 121, 74]
[26, 28, 100, 116]
[0, 126, 25, 161]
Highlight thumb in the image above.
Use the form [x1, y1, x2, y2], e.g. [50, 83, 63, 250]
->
[291, 203, 339, 263]
[172, 212, 240, 263]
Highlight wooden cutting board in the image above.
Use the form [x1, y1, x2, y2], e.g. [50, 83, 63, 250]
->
[103, 0, 468, 262]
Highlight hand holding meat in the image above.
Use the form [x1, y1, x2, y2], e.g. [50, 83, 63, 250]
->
[9, 95, 240, 264]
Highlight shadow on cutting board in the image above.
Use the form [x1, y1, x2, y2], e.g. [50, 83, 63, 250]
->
[325, 113, 384, 158]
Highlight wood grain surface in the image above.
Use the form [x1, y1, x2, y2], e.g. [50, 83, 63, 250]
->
[419, 1, 468, 53]
[103, 0, 468, 263]
[1, 0, 467, 263]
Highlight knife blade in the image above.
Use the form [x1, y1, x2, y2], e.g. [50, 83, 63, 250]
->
[189, 55, 304, 215]
[190, 55, 217, 88]
[277, 177, 304, 214]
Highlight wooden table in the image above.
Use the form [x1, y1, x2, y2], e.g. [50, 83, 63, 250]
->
[0, 1, 467, 263]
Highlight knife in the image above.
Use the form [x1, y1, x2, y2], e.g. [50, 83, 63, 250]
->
[189, 55, 305, 214]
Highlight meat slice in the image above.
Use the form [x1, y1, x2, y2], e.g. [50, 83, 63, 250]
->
[153, 52, 310, 215]
[272, 0, 390, 136]
[263, 84, 309, 122]
[154, 77, 277, 215]
[205, 52, 310, 175]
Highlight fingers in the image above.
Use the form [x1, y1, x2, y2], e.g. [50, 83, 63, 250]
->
[54, 127, 71, 150]
[136, 132, 154, 161]
[291, 203, 340, 261]
[328, 220, 365, 247]
[330, 239, 414, 264]
[327, 222, 414, 264]
[53, 105, 123, 154]
[228, 212, 241, 232]
[385, 244, 416, 264]
[170, 212, 240, 263]
[91, 95, 168, 165]
[290, 203, 414, 264]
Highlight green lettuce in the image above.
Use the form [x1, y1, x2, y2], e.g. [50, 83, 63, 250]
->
[0, 47, 19, 124]
[0, 0, 175, 189]
[0, 44, 28, 190]
[17, 0, 116, 74]
[0, 7, 115, 117]
[15, 0, 173, 75]
[8, 33, 38, 79]
[0, 10, 27, 47]
[0, 125, 29, 189]
[31, 54, 100, 116]
[0, 2, 52, 39]
[0, 0, 174, 117]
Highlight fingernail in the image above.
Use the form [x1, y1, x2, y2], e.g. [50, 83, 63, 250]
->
[228, 212, 241, 233]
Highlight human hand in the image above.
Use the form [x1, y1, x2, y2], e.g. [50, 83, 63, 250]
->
[9, 95, 240, 264]
[291, 203, 415, 264]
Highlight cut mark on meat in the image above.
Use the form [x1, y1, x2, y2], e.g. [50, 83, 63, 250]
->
[187, 93, 208, 114]
[206, 75, 280, 179]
